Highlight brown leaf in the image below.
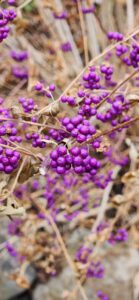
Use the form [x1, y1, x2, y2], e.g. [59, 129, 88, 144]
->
[18, 160, 39, 183]
[122, 171, 136, 184]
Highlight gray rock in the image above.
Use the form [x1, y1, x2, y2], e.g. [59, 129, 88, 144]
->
[33, 247, 139, 300]
[0, 253, 35, 300]
[33, 267, 75, 300]
[0, 217, 35, 300]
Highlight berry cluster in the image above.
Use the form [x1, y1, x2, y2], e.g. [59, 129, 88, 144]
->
[76, 246, 104, 279]
[96, 94, 130, 126]
[100, 64, 114, 81]
[0, 107, 11, 118]
[61, 42, 72, 52]
[19, 97, 35, 113]
[97, 291, 109, 300]
[78, 95, 98, 117]
[49, 128, 69, 142]
[108, 228, 128, 244]
[107, 31, 123, 41]
[62, 115, 96, 143]
[78, 103, 97, 117]
[11, 50, 28, 62]
[50, 145, 70, 174]
[0, 123, 17, 136]
[50, 145, 101, 175]
[115, 44, 128, 57]
[82, 69, 101, 90]
[0, 120, 22, 143]
[61, 95, 76, 106]
[87, 261, 105, 279]
[77, 90, 86, 98]
[0, 8, 16, 42]
[0, 148, 20, 174]
[12, 66, 28, 80]
[130, 42, 139, 68]
[75, 246, 92, 264]
[121, 42, 139, 68]
[25, 132, 46, 148]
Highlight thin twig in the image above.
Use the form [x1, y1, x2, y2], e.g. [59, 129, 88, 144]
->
[33, 200, 88, 300]
[0, 117, 59, 129]
[95, 115, 139, 140]
[91, 166, 121, 233]
[126, 0, 134, 31]
[9, 156, 27, 195]
[77, 0, 89, 65]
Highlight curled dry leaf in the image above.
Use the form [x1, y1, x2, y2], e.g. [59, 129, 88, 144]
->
[112, 194, 127, 205]
[18, 159, 39, 183]
[44, 102, 60, 116]
[122, 171, 136, 184]
[0, 206, 25, 216]
[11, 105, 22, 118]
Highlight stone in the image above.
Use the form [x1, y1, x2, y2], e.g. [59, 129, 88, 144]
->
[33, 247, 139, 300]
[33, 267, 75, 300]
[0, 217, 35, 300]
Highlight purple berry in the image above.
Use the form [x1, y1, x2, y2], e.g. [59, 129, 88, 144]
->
[5, 165, 13, 174]
[70, 147, 80, 156]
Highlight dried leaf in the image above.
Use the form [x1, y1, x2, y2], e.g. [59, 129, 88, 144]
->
[0, 206, 25, 216]
[18, 160, 39, 183]
[112, 194, 127, 204]
[122, 171, 136, 184]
